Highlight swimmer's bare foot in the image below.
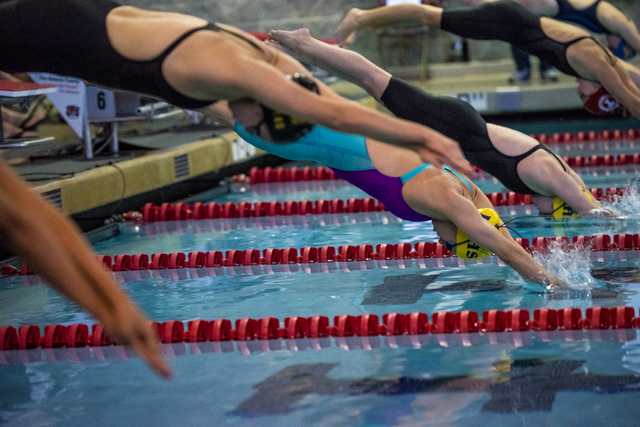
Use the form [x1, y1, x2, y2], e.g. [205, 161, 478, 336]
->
[334, 8, 364, 47]
[268, 29, 315, 63]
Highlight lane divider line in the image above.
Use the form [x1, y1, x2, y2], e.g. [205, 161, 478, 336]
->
[128, 185, 629, 223]
[1, 306, 638, 354]
[4, 233, 635, 276]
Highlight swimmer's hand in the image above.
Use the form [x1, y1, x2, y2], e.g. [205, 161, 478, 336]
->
[104, 303, 172, 379]
[584, 207, 618, 219]
[540, 276, 570, 291]
[418, 133, 475, 177]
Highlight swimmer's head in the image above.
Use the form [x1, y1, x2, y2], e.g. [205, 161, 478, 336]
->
[577, 80, 628, 117]
[230, 74, 318, 143]
[435, 208, 501, 260]
[533, 195, 582, 221]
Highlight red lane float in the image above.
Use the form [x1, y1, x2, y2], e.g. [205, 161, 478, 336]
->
[131, 184, 634, 224]
[8, 232, 640, 276]
[531, 128, 640, 144]
[239, 150, 640, 186]
[3, 306, 640, 352]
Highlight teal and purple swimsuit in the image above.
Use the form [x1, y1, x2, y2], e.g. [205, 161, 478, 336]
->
[234, 123, 472, 222]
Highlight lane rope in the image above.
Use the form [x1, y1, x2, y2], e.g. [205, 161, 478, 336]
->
[1, 306, 638, 354]
[129, 185, 630, 223]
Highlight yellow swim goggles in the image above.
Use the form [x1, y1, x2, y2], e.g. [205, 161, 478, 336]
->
[444, 208, 501, 260]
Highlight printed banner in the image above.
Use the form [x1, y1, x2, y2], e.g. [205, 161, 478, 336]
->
[29, 73, 86, 139]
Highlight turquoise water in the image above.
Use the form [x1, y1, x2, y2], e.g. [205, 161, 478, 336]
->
[2, 134, 640, 425]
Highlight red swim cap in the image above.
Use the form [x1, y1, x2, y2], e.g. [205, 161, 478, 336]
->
[583, 87, 628, 117]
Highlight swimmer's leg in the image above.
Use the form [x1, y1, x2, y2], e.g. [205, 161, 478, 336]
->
[440, 2, 540, 44]
[270, 28, 391, 100]
[334, 4, 443, 46]
[597, 1, 640, 53]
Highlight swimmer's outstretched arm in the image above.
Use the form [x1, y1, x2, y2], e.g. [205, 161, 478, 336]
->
[334, 4, 443, 47]
[202, 60, 473, 174]
[0, 161, 171, 378]
[430, 186, 563, 288]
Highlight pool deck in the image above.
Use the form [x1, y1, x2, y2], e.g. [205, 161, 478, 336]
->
[2, 59, 639, 236]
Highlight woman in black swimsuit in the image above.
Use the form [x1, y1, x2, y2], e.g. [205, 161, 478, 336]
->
[269, 28, 611, 219]
[334, 1, 640, 119]
[0, 0, 472, 174]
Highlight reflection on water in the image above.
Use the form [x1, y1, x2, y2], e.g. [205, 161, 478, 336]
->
[232, 358, 640, 419]
[592, 267, 640, 284]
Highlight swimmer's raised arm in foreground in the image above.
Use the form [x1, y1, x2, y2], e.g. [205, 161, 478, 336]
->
[268, 28, 611, 219]
[0, 0, 471, 174]
[333, 1, 640, 120]
[0, 161, 171, 379]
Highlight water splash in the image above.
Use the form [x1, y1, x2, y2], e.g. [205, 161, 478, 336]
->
[607, 178, 640, 218]
[532, 241, 600, 290]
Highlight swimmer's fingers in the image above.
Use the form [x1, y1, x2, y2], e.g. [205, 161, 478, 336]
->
[419, 140, 474, 177]
[128, 324, 173, 380]
[542, 276, 569, 291]
[105, 308, 172, 379]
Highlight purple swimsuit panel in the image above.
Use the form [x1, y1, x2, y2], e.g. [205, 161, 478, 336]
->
[331, 168, 432, 222]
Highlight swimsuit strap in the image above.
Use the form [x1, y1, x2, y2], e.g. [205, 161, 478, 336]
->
[515, 144, 567, 172]
[400, 163, 432, 184]
[443, 166, 474, 193]
[154, 24, 213, 64]
[400, 164, 473, 194]
[566, 36, 613, 62]
[210, 23, 264, 52]
[155, 22, 266, 64]
[539, 144, 567, 172]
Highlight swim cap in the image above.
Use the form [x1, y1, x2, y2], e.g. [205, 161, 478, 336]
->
[582, 87, 628, 117]
[453, 208, 501, 260]
[259, 74, 319, 143]
[551, 197, 582, 222]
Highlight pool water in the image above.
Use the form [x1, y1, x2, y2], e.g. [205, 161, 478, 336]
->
[2, 127, 640, 426]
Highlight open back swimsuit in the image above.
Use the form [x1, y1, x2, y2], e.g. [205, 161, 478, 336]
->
[440, 1, 613, 77]
[380, 77, 566, 195]
[0, 0, 270, 109]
